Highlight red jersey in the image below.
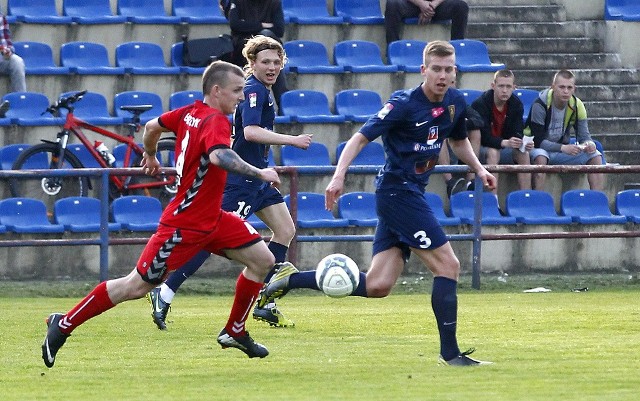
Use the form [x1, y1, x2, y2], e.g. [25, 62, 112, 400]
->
[157, 100, 232, 232]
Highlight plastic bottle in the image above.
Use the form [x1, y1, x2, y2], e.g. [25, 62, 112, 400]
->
[94, 141, 115, 166]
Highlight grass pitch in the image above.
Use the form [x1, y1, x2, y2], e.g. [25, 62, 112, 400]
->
[1, 278, 639, 401]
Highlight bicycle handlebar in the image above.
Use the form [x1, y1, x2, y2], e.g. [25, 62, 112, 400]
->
[46, 90, 88, 116]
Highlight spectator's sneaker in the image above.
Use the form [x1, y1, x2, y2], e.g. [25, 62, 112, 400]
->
[0, 100, 9, 118]
[256, 262, 298, 308]
[438, 348, 492, 366]
[41, 313, 69, 368]
[146, 287, 170, 330]
[253, 303, 295, 327]
[217, 328, 269, 358]
[447, 177, 467, 198]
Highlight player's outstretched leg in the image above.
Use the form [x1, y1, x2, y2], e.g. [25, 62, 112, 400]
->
[41, 313, 70, 368]
[255, 262, 298, 308]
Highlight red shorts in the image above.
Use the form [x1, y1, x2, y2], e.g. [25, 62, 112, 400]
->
[136, 210, 263, 284]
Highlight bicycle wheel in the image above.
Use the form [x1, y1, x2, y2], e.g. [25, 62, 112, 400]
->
[9, 143, 89, 210]
[127, 139, 178, 208]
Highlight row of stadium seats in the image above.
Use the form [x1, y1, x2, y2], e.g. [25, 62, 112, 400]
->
[0, 195, 161, 234]
[13, 39, 504, 76]
[6, 0, 434, 26]
[3, 189, 638, 234]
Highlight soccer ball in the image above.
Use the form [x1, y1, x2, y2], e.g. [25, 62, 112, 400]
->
[315, 253, 360, 298]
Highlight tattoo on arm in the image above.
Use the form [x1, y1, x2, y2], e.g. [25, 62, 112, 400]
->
[214, 149, 260, 177]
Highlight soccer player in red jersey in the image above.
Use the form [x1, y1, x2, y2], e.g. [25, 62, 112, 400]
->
[41, 61, 281, 368]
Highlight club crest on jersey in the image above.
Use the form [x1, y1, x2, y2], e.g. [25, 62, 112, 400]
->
[432, 107, 444, 118]
[427, 126, 439, 145]
[377, 103, 393, 119]
[448, 105, 455, 122]
[249, 93, 257, 108]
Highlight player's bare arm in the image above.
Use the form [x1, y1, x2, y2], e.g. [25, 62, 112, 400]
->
[141, 118, 170, 175]
[211, 147, 280, 185]
[244, 125, 313, 149]
[448, 137, 497, 190]
[325, 132, 369, 209]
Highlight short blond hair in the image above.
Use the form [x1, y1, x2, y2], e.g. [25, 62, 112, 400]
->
[202, 61, 244, 94]
[423, 40, 455, 65]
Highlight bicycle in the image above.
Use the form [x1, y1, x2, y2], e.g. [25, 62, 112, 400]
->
[9, 90, 177, 209]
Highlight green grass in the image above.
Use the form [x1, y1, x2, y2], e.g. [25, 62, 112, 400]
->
[1, 279, 639, 401]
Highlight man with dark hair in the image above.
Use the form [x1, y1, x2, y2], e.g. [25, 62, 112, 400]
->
[41, 61, 283, 367]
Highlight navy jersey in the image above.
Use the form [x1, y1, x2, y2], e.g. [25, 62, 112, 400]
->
[226, 74, 276, 188]
[360, 85, 468, 193]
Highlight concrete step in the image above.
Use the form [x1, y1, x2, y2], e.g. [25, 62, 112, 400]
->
[513, 68, 640, 87]
[484, 38, 604, 54]
[468, 20, 605, 39]
[601, 150, 640, 166]
[493, 53, 621, 70]
[582, 101, 640, 118]
[519, 85, 640, 103]
[469, 5, 566, 23]
[596, 133, 640, 152]
[589, 117, 640, 134]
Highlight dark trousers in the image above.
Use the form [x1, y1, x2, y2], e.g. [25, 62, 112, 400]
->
[384, 0, 469, 45]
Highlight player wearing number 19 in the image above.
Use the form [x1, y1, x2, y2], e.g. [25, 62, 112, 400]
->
[260, 41, 496, 366]
[41, 61, 283, 367]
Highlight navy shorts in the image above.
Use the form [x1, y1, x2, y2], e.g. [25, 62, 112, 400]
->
[221, 183, 284, 218]
[372, 189, 449, 260]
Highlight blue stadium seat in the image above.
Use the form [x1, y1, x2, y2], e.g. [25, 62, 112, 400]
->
[112, 143, 142, 168]
[111, 195, 162, 231]
[459, 89, 483, 106]
[246, 213, 267, 230]
[387, 40, 427, 73]
[283, 41, 345, 74]
[117, 0, 181, 24]
[615, 189, 640, 223]
[58, 91, 124, 125]
[63, 0, 127, 24]
[279, 90, 346, 123]
[115, 42, 181, 75]
[54, 197, 122, 232]
[450, 191, 517, 225]
[67, 143, 102, 168]
[334, 89, 383, 123]
[8, 0, 73, 24]
[334, 41, 399, 73]
[171, 0, 227, 24]
[282, 0, 344, 24]
[561, 189, 628, 224]
[13, 42, 70, 75]
[605, 0, 640, 21]
[337, 192, 378, 227]
[423, 192, 461, 226]
[60, 42, 126, 75]
[335, 141, 385, 166]
[334, 0, 384, 24]
[170, 42, 207, 75]
[450, 40, 505, 72]
[113, 91, 164, 123]
[505, 190, 573, 224]
[0, 144, 30, 170]
[2, 92, 64, 126]
[0, 197, 65, 233]
[284, 193, 350, 228]
[169, 91, 204, 110]
[281, 143, 331, 167]
[513, 89, 539, 123]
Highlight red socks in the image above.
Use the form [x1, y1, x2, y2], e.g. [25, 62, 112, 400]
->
[58, 281, 116, 335]
[224, 272, 263, 336]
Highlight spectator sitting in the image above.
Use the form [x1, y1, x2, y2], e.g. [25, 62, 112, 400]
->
[527, 69, 604, 191]
[227, 0, 288, 109]
[0, 14, 26, 116]
[472, 69, 532, 195]
[385, 0, 469, 45]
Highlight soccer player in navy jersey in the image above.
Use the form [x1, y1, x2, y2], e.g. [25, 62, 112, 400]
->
[41, 61, 283, 367]
[259, 41, 496, 366]
[146, 36, 312, 330]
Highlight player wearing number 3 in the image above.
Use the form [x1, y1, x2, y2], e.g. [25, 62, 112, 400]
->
[260, 41, 496, 366]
